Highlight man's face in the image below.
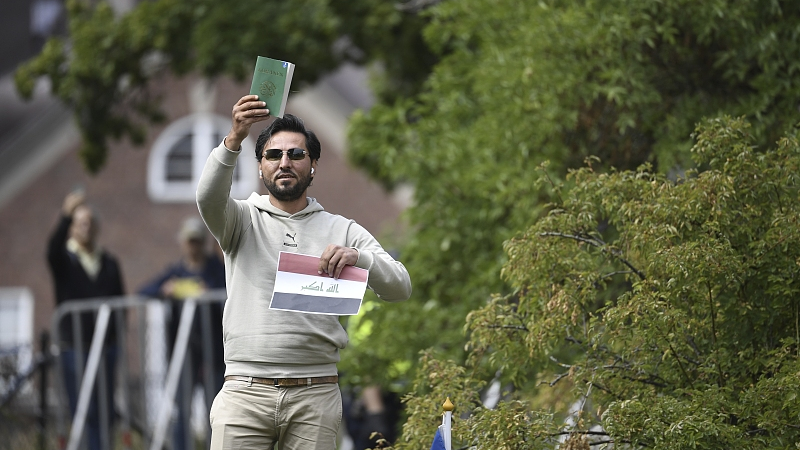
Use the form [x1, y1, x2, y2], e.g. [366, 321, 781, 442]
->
[259, 131, 316, 202]
[70, 205, 97, 248]
[180, 237, 205, 261]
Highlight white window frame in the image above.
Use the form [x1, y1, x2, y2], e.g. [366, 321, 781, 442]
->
[147, 113, 258, 202]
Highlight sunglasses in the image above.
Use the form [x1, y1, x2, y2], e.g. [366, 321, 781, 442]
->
[262, 148, 309, 161]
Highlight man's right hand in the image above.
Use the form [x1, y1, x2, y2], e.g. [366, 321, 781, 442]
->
[225, 95, 271, 151]
[62, 190, 85, 217]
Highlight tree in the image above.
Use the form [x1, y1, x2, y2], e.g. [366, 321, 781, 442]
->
[394, 116, 800, 449]
[15, 0, 800, 431]
[14, 0, 435, 173]
[342, 0, 800, 388]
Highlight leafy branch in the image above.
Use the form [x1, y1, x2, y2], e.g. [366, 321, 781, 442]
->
[539, 232, 646, 280]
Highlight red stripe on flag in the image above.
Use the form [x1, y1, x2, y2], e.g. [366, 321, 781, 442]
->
[277, 252, 368, 282]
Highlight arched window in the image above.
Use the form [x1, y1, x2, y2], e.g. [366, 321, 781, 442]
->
[147, 113, 258, 202]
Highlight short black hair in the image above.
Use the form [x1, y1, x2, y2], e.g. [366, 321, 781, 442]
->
[255, 114, 321, 161]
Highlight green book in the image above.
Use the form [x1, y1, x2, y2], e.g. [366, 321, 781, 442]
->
[248, 56, 295, 118]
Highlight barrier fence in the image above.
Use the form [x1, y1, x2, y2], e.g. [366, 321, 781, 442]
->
[10, 289, 229, 450]
[0, 289, 387, 450]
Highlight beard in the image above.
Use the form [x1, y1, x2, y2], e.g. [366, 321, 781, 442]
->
[262, 168, 313, 202]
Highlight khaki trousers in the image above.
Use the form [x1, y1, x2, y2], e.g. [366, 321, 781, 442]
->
[209, 379, 342, 450]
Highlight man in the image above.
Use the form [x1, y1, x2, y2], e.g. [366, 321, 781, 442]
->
[47, 190, 125, 450]
[140, 217, 226, 302]
[197, 95, 412, 450]
[139, 216, 226, 450]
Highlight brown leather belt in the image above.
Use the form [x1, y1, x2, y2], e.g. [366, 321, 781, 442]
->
[224, 375, 338, 387]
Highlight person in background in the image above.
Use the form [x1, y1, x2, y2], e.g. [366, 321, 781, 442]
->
[47, 189, 124, 450]
[139, 216, 226, 450]
[343, 385, 403, 449]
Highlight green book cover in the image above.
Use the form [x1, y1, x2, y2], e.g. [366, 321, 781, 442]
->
[248, 56, 295, 118]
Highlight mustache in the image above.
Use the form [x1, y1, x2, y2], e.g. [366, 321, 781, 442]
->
[273, 169, 297, 180]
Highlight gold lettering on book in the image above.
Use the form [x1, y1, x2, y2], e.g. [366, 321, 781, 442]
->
[258, 69, 284, 76]
[260, 80, 277, 98]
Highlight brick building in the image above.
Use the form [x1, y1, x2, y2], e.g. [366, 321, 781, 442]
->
[0, 0, 406, 391]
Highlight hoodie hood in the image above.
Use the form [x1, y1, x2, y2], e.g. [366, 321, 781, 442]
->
[246, 193, 325, 218]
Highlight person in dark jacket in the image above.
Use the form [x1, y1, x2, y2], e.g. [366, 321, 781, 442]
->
[47, 189, 125, 450]
[139, 216, 226, 450]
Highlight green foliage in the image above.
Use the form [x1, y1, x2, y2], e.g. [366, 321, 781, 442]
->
[342, 0, 800, 417]
[16, 1, 800, 446]
[395, 351, 483, 449]
[394, 117, 800, 448]
[14, 0, 434, 174]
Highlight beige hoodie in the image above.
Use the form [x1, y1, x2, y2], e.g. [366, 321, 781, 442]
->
[197, 142, 412, 378]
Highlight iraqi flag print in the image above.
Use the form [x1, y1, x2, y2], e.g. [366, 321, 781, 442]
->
[269, 252, 369, 315]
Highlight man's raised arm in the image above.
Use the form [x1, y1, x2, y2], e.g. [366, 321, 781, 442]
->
[196, 96, 271, 249]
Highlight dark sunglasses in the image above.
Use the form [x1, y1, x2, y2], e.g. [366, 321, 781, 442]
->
[262, 148, 308, 161]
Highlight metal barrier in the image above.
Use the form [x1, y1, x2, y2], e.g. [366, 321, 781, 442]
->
[50, 290, 226, 450]
[0, 332, 54, 450]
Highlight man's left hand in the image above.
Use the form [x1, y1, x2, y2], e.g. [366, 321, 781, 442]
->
[318, 245, 359, 279]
